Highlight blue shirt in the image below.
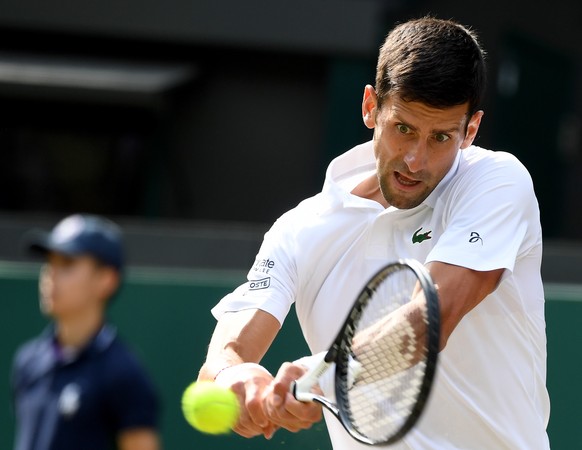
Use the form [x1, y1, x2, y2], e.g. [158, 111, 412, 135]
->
[11, 324, 159, 450]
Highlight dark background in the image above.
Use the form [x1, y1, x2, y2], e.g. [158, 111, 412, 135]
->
[0, 0, 579, 239]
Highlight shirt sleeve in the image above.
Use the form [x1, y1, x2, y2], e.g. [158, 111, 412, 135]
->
[427, 152, 541, 274]
[211, 209, 299, 326]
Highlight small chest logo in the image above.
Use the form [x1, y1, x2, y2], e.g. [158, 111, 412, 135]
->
[469, 231, 483, 245]
[58, 383, 81, 419]
[412, 227, 432, 244]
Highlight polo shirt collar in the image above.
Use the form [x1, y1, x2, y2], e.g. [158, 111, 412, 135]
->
[324, 140, 461, 210]
[421, 149, 461, 208]
[323, 141, 379, 209]
[21, 323, 117, 387]
[50, 323, 117, 364]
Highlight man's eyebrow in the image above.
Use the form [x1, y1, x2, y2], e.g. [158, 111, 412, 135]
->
[394, 113, 463, 134]
[393, 114, 418, 131]
[431, 125, 463, 134]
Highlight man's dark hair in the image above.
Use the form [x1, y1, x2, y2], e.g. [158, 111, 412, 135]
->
[375, 17, 486, 116]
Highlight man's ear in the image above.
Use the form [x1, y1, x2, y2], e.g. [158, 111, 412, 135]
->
[461, 110, 484, 149]
[98, 267, 120, 302]
[362, 85, 378, 129]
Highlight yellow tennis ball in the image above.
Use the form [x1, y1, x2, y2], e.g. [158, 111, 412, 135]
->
[181, 381, 240, 435]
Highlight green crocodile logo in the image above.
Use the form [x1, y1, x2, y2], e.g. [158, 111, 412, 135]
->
[412, 227, 432, 244]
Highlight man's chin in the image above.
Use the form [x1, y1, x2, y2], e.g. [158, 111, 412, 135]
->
[386, 195, 426, 210]
[381, 183, 428, 209]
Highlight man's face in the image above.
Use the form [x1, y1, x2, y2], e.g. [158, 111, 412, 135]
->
[362, 88, 483, 209]
[39, 253, 112, 319]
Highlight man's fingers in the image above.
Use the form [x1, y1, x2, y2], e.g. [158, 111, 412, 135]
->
[264, 362, 323, 431]
[245, 380, 270, 428]
[269, 391, 322, 426]
[230, 381, 270, 438]
[266, 362, 303, 413]
[272, 362, 305, 398]
[282, 392, 323, 422]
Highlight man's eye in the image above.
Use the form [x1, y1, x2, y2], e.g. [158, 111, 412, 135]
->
[397, 124, 410, 134]
[434, 133, 450, 143]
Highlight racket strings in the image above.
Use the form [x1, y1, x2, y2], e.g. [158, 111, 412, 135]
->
[343, 268, 430, 442]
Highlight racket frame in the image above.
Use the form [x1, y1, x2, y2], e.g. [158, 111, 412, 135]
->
[291, 259, 440, 446]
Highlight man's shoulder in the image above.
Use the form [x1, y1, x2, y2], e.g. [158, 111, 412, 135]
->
[15, 333, 45, 354]
[462, 146, 527, 170]
[11, 331, 56, 390]
[457, 146, 533, 185]
[13, 331, 50, 368]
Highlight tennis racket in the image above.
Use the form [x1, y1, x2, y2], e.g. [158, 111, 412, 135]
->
[291, 259, 440, 446]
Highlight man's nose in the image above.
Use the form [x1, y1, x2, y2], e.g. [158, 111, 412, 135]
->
[402, 140, 427, 173]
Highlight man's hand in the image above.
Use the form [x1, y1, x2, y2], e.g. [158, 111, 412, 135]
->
[215, 364, 279, 439]
[263, 362, 323, 433]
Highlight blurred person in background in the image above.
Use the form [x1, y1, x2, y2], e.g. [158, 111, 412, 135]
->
[11, 214, 160, 450]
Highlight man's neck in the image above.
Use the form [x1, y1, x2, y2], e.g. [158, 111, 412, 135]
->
[351, 174, 389, 208]
[55, 311, 105, 350]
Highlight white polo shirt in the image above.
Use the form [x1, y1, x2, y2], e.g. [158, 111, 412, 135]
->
[212, 141, 550, 449]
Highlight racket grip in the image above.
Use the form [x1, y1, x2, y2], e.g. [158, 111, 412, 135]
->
[293, 352, 326, 371]
[291, 352, 362, 402]
[292, 352, 329, 402]
[295, 353, 362, 387]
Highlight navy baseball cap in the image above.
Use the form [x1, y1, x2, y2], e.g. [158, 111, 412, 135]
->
[27, 214, 124, 271]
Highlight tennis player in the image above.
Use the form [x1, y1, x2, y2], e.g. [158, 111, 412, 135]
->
[11, 214, 160, 450]
[198, 17, 550, 449]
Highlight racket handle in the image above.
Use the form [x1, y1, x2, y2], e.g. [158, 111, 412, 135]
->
[295, 352, 362, 387]
[291, 352, 363, 402]
[293, 352, 327, 371]
[292, 352, 329, 402]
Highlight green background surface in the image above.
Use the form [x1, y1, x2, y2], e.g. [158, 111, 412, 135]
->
[1, 264, 580, 449]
